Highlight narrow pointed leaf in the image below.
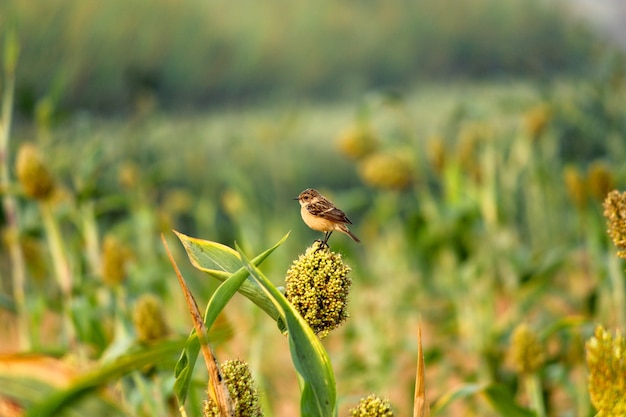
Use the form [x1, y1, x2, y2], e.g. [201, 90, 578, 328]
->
[236, 244, 336, 417]
[414, 322, 430, 417]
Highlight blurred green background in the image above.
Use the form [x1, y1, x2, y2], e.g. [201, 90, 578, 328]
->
[1, 0, 626, 416]
[2, 0, 596, 112]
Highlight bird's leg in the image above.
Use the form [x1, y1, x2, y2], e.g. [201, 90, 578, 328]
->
[322, 231, 332, 246]
[313, 232, 332, 252]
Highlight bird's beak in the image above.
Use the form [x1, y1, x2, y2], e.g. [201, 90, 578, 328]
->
[292, 196, 300, 200]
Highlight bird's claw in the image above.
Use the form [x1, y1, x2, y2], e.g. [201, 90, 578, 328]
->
[313, 239, 329, 252]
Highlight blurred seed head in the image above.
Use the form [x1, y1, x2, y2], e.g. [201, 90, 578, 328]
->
[508, 323, 545, 375]
[337, 124, 378, 160]
[523, 103, 551, 139]
[285, 241, 352, 338]
[163, 189, 195, 215]
[587, 161, 615, 202]
[603, 190, 626, 259]
[101, 235, 131, 287]
[426, 135, 447, 175]
[586, 326, 626, 416]
[15, 143, 56, 201]
[118, 162, 140, 189]
[203, 359, 263, 417]
[349, 394, 394, 417]
[358, 151, 413, 190]
[132, 294, 169, 344]
[221, 189, 246, 218]
[455, 122, 492, 182]
[564, 165, 587, 209]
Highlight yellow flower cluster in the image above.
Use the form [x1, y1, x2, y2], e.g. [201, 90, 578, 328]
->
[358, 151, 413, 191]
[132, 294, 169, 343]
[101, 235, 131, 286]
[588, 162, 615, 201]
[508, 323, 545, 375]
[203, 359, 263, 417]
[15, 143, 56, 201]
[523, 103, 551, 139]
[603, 190, 626, 259]
[349, 394, 394, 417]
[285, 241, 352, 338]
[564, 165, 587, 209]
[586, 326, 626, 416]
[565, 163, 616, 209]
[337, 124, 378, 160]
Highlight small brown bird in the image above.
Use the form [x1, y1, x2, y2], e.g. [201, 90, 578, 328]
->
[294, 188, 360, 245]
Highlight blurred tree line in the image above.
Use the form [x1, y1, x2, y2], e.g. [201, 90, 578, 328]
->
[1, 0, 599, 114]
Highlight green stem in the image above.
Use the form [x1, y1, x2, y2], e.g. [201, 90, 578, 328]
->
[607, 253, 625, 329]
[80, 200, 101, 277]
[41, 201, 72, 295]
[0, 29, 29, 349]
[524, 373, 545, 417]
[40, 199, 75, 345]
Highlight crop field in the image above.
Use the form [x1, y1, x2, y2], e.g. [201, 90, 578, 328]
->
[1, 1, 626, 416]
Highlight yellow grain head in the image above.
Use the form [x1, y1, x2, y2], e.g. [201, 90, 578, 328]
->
[587, 161, 615, 202]
[337, 124, 378, 160]
[15, 143, 56, 201]
[285, 241, 352, 338]
[358, 150, 413, 190]
[586, 326, 626, 416]
[603, 190, 626, 259]
[523, 103, 551, 140]
[349, 394, 394, 417]
[101, 235, 131, 287]
[508, 323, 545, 375]
[203, 359, 263, 417]
[132, 294, 169, 344]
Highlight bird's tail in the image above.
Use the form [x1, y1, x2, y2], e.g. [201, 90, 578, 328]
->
[340, 225, 360, 243]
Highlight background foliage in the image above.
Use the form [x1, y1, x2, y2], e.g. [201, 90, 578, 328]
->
[2, 0, 595, 112]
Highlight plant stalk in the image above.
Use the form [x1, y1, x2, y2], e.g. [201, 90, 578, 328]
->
[524, 373, 546, 417]
[0, 29, 29, 349]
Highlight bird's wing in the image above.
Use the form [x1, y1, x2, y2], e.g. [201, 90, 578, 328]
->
[307, 204, 352, 224]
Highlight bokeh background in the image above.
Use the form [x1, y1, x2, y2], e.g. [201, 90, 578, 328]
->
[1, 0, 626, 415]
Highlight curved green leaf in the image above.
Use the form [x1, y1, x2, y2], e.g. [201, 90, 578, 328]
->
[25, 339, 187, 417]
[236, 243, 336, 417]
[482, 384, 536, 417]
[173, 232, 289, 405]
[431, 383, 486, 415]
[174, 231, 241, 278]
[174, 230, 286, 323]
[431, 383, 536, 417]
